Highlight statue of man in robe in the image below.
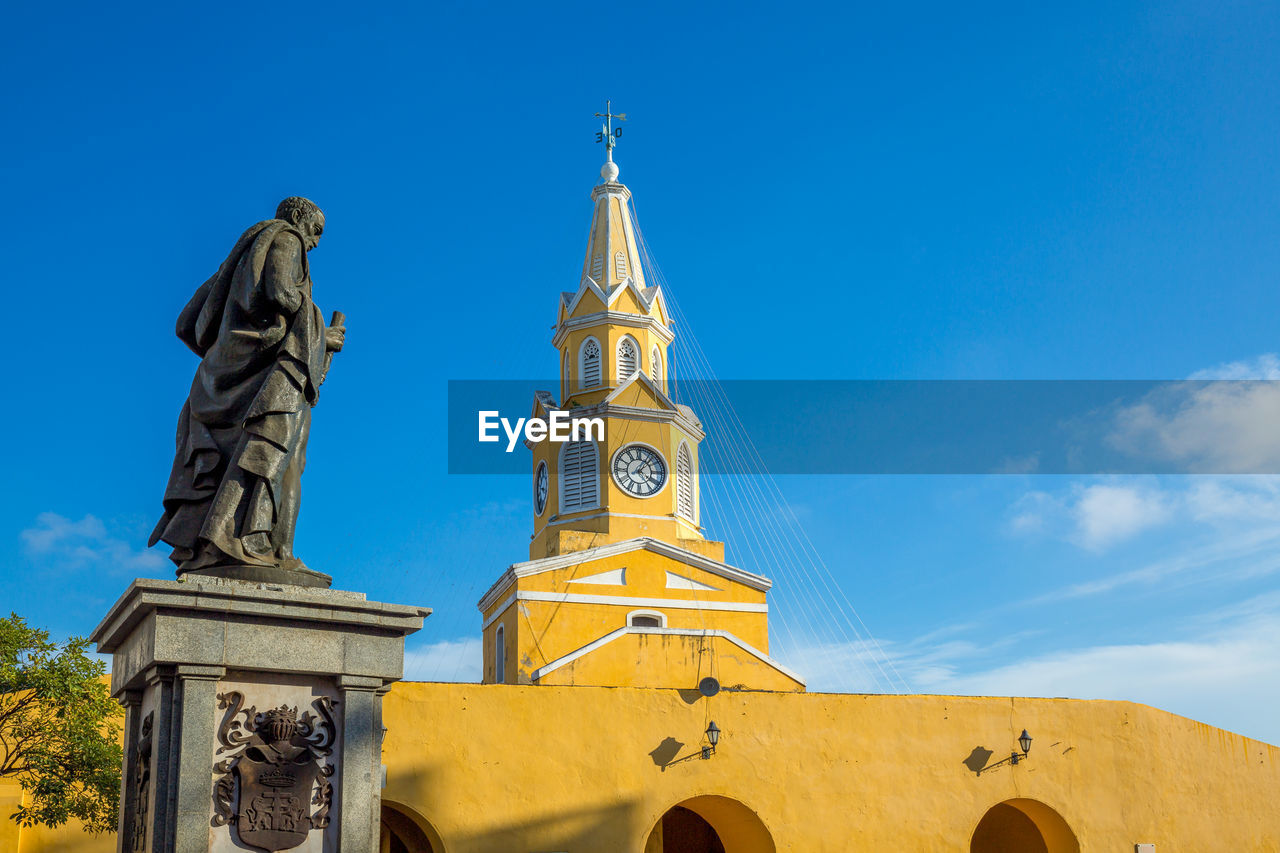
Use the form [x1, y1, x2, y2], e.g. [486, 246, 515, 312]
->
[149, 197, 344, 588]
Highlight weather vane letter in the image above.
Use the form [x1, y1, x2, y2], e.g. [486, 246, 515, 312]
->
[594, 100, 626, 157]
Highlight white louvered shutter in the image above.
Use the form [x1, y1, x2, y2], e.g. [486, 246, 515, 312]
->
[560, 440, 599, 513]
[580, 338, 601, 388]
[650, 346, 662, 382]
[590, 254, 604, 279]
[614, 251, 627, 280]
[677, 443, 695, 519]
[494, 625, 505, 682]
[617, 337, 638, 380]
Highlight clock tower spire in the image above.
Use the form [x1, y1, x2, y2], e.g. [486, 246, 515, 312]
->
[528, 118, 710, 560]
[476, 114, 802, 694]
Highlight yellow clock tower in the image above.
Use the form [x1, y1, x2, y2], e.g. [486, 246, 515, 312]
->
[477, 135, 803, 693]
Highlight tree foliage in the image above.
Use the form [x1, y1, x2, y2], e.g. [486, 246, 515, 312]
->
[0, 613, 122, 833]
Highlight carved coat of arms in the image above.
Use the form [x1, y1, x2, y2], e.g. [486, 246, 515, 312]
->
[212, 691, 339, 852]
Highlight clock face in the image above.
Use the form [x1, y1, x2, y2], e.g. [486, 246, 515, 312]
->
[534, 461, 548, 515]
[611, 444, 667, 497]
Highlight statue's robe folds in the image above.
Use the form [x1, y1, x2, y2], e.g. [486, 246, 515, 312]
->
[150, 220, 327, 572]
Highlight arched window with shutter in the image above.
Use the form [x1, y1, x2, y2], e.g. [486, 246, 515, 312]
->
[676, 441, 695, 520]
[494, 624, 505, 683]
[616, 335, 639, 381]
[579, 337, 602, 389]
[560, 439, 599, 513]
[650, 345, 662, 384]
[627, 609, 667, 628]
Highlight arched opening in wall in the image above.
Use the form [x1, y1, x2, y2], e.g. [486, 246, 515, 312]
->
[644, 795, 775, 853]
[970, 798, 1079, 853]
[380, 800, 445, 853]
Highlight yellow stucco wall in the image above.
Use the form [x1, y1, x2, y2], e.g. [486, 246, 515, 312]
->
[0, 780, 22, 852]
[378, 683, 1280, 853]
[2, 778, 117, 853]
[13, 683, 1279, 851]
[532, 632, 803, 692]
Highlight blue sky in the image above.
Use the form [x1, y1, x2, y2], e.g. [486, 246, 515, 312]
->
[5, 1, 1280, 742]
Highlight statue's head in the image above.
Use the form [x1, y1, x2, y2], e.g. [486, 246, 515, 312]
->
[276, 196, 325, 252]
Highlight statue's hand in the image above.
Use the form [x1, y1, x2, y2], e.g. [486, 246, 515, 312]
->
[325, 323, 346, 352]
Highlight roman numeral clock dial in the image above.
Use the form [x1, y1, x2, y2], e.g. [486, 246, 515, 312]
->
[533, 461, 548, 515]
[611, 444, 667, 497]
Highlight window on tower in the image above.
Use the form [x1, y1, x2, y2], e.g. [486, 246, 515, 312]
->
[617, 336, 639, 381]
[614, 251, 627, 280]
[676, 442, 695, 520]
[559, 439, 599, 513]
[650, 345, 662, 384]
[494, 624, 505, 683]
[627, 610, 666, 628]
[579, 337, 602, 389]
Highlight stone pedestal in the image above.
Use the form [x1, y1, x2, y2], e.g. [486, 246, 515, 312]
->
[90, 577, 430, 853]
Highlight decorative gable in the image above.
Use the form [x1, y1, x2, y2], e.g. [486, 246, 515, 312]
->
[568, 568, 627, 586]
[665, 571, 720, 591]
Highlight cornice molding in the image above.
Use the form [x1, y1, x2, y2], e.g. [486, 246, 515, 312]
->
[565, 402, 706, 443]
[553, 306, 674, 348]
[477, 536, 770, 613]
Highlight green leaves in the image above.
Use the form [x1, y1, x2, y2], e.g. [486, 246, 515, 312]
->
[0, 613, 122, 834]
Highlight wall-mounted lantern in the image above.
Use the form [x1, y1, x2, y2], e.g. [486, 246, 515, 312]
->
[1012, 729, 1033, 763]
[979, 729, 1033, 774]
[701, 721, 721, 760]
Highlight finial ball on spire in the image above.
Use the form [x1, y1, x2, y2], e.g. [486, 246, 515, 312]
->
[601, 160, 620, 183]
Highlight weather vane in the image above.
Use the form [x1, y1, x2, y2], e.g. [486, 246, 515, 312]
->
[594, 100, 626, 160]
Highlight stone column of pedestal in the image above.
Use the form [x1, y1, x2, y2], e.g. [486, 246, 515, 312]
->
[91, 578, 430, 853]
[172, 665, 226, 852]
[115, 690, 143, 847]
[337, 675, 384, 853]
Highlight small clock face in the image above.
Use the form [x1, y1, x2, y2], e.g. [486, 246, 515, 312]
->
[611, 444, 667, 497]
[534, 461, 548, 515]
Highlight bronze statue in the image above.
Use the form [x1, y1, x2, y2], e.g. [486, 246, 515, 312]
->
[149, 197, 344, 588]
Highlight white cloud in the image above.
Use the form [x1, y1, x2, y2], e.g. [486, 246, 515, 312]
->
[403, 636, 482, 683]
[1072, 484, 1171, 550]
[1184, 477, 1280, 521]
[1115, 384, 1280, 473]
[20, 512, 166, 571]
[1108, 355, 1280, 473]
[777, 622, 1037, 697]
[1009, 476, 1280, 553]
[1007, 482, 1173, 550]
[1189, 353, 1280, 380]
[775, 635, 914, 694]
[913, 601, 1280, 745]
[787, 597, 1280, 745]
[1033, 523, 1280, 603]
